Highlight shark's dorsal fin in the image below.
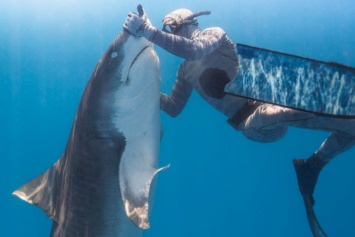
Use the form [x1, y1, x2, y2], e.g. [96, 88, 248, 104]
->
[119, 154, 169, 229]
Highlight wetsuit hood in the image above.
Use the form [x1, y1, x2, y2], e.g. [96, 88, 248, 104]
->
[162, 8, 211, 33]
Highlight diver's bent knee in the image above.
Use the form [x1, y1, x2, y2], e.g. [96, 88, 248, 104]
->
[242, 126, 287, 143]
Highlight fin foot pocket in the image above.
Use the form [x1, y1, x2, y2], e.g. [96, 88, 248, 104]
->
[293, 155, 328, 237]
[293, 154, 326, 205]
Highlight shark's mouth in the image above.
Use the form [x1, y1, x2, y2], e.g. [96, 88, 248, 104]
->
[130, 46, 150, 71]
[125, 46, 150, 85]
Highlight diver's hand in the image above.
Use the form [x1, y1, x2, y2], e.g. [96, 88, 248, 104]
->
[123, 5, 156, 40]
[123, 12, 146, 36]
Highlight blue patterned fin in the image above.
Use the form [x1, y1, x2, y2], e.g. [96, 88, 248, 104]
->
[225, 44, 355, 117]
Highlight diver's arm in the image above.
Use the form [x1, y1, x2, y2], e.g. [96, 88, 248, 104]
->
[123, 8, 224, 60]
[160, 65, 193, 117]
[150, 28, 224, 60]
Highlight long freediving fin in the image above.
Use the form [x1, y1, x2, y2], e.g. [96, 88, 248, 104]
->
[225, 43, 355, 117]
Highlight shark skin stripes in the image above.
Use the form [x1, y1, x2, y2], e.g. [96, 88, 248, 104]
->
[13, 30, 168, 237]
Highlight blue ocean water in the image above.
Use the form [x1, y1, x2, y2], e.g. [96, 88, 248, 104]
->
[1, 0, 354, 236]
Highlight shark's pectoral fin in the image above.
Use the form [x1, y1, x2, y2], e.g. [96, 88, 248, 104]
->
[12, 159, 62, 222]
[119, 154, 169, 229]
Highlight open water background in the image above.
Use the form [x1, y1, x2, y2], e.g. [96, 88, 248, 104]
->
[1, 0, 355, 236]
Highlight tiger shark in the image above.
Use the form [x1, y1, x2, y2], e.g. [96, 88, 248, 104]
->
[13, 17, 168, 236]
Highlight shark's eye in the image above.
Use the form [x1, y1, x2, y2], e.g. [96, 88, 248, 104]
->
[111, 51, 118, 59]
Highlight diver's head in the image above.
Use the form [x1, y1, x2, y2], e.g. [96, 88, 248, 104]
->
[162, 9, 211, 38]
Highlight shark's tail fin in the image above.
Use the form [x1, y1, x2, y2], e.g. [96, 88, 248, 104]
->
[12, 159, 62, 222]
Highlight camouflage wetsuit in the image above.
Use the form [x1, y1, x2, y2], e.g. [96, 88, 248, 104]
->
[148, 25, 355, 161]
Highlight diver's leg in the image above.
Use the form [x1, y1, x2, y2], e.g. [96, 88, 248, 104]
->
[291, 113, 355, 199]
[293, 132, 355, 202]
[240, 104, 354, 236]
[240, 103, 355, 197]
[239, 104, 315, 143]
[293, 132, 354, 237]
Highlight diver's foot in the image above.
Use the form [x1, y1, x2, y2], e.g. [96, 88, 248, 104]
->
[293, 154, 327, 206]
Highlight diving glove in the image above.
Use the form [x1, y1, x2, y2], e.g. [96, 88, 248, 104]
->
[123, 5, 156, 40]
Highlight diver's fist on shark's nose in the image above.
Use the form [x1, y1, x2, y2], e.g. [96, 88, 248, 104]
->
[123, 5, 156, 39]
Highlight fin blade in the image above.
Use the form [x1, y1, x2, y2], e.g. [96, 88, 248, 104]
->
[303, 194, 328, 237]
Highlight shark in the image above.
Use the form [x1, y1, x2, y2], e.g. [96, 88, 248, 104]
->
[13, 9, 168, 236]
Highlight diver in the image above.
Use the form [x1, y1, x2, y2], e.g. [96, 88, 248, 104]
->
[123, 5, 355, 235]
